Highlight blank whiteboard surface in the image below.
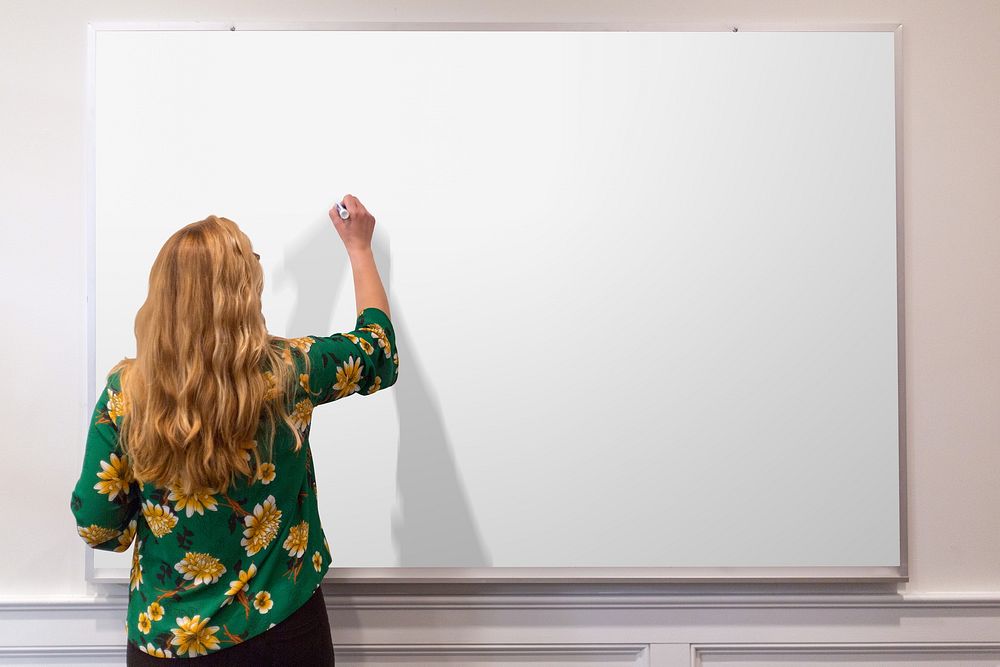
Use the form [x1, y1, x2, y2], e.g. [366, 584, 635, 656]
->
[91, 28, 900, 575]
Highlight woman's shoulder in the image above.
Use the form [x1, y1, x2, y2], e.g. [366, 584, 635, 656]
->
[100, 360, 132, 401]
[265, 336, 314, 381]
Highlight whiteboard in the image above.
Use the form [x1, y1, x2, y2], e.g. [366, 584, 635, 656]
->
[87, 24, 904, 582]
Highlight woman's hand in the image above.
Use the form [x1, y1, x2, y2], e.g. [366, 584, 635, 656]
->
[329, 194, 376, 259]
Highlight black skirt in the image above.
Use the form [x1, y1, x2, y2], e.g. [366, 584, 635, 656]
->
[126, 584, 335, 665]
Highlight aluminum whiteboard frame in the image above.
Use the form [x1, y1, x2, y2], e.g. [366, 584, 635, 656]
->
[83, 20, 907, 585]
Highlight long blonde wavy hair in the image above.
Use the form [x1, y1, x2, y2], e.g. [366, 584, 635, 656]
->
[110, 215, 309, 496]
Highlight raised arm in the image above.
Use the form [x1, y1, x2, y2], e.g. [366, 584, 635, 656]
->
[330, 194, 390, 318]
[298, 194, 398, 405]
[301, 307, 398, 405]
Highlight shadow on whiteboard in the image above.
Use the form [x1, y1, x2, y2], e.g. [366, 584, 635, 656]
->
[388, 300, 492, 567]
[274, 219, 342, 334]
[277, 219, 492, 567]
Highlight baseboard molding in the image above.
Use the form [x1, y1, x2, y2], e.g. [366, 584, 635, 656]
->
[0, 643, 649, 662]
[2, 591, 999, 612]
[333, 643, 650, 658]
[0, 645, 124, 660]
[692, 642, 1000, 665]
[5, 641, 1000, 665]
[3, 592, 999, 666]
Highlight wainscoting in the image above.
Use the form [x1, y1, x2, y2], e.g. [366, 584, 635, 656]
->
[2, 585, 999, 666]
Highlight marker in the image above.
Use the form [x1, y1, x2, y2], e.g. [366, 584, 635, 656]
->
[333, 201, 350, 220]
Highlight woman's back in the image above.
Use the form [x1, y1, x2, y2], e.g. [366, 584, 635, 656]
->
[70, 306, 397, 658]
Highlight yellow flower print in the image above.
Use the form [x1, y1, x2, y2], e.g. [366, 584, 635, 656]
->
[333, 356, 363, 399]
[94, 452, 133, 501]
[130, 539, 143, 591]
[139, 643, 172, 657]
[147, 601, 165, 622]
[288, 336, 315, 353]
[298, 373, 311, 393]
[360, 321, 385, 336]
[77, 524, 120, 547]
[174, 552, 226, 586]
[359, 323, 391, 358]
[345, 331, 375, 355]
[242, 495, 282, 556]
[262, 370, 279, 401]
[167, 485, 219, 518]
[290, 398, 313, 431]
[367, 376, 382, 394]
[253, 590, 273, 614]
[393, 351, 399, 366]
[256, 462, 276, 485]
[170, 615, 221, 657]
[283, 520, 309, 558]
[137, 611, 151, 634]
[141, 500, 178, 538]
[114, 519, 137, 552]
[106, 387, 129, 422]
[359, 337, 375, 355]
[222, 562, 257, 605]
[312, 550, 324, 572]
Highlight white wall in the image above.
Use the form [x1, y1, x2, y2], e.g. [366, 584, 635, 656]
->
[1, 1, 998, 663]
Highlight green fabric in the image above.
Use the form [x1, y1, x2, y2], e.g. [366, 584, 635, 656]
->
[70, 307, 398, 658]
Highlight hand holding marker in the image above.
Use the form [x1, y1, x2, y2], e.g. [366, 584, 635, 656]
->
[329, 194, 378, 259]
[333, 201, 350, 220]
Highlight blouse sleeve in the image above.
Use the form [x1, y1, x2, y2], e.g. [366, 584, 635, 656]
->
[299, 306, 399, 407]
[69, 373, 141, 552]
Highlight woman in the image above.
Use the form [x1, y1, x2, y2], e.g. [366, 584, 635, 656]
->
[70, 195, 397, 664]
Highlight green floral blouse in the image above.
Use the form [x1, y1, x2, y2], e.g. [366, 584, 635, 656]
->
[70, 307, 397, 658]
